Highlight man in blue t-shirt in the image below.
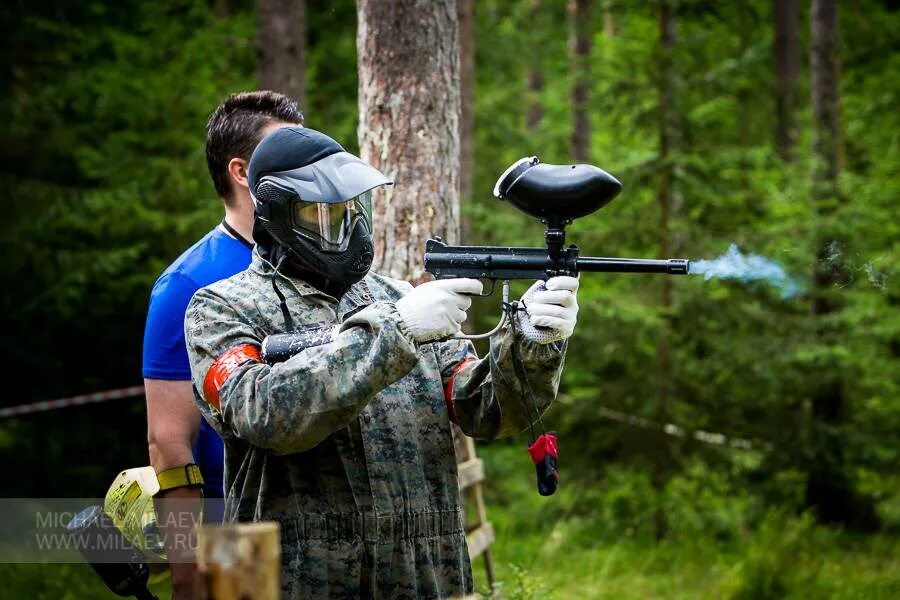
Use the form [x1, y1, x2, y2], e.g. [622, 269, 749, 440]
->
[142, 91, 302, 599]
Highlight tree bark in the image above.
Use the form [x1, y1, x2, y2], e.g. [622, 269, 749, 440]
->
[257, 0, 307, 109]
[526, 0, 544, 131]
[805, 0, 878, 531]
[357, 0, 460, 283]
[569, 0, 592, 162]
[459, 0, 475, 234]
[654, 0, 677, 542]
[774, 0, 800, 161]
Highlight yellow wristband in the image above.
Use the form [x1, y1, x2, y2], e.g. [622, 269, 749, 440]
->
[155, 463, 205, 494]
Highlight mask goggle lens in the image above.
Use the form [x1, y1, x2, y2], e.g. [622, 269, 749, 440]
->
[292, 191, 372, 251]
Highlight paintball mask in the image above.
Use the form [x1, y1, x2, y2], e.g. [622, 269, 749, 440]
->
[249, 127, 392, 287]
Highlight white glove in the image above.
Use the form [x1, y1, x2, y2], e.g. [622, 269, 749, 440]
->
[396, 278, 483, 342]
[518, 276, 580, 343]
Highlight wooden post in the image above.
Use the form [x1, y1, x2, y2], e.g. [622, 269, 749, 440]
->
[195, 522, 281, 600]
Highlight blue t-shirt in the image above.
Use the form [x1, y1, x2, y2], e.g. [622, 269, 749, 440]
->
[142, 227, 252, 498]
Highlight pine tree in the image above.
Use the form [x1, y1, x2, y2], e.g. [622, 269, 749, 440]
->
[357, 0, 461, 281]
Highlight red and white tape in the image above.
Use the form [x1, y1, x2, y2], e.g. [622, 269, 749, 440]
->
[0, 385, 145, 418]
[2, 386, 757, 451]
[596, 406, 754, 449]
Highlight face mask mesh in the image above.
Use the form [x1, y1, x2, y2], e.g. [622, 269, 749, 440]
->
[255, 180, 291, 207]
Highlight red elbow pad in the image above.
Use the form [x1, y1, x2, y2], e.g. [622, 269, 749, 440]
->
[444, 358, 476, 424]
[203, 344, 261, 411]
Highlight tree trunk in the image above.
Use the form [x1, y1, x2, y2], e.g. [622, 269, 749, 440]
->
[459, 0, 475, 241]
[214, 0, 231, 18]
[735, 8, 754, 188]
[653, 0, 677, 542]
[526, 0, 544, 131]
[774, 0, 800, 161]
[569, 0, 592, 162]
[257, 0, 307, 109]
[805, 0, 879, 531]
[357, 0, 460, 282]
[602, 0, 616, 37]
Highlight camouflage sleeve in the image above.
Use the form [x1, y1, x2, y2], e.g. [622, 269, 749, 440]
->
[437, 325, 567, 440]
[185, 288, 420, 455]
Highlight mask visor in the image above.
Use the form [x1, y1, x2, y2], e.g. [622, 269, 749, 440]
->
[292, 191, 372, 251]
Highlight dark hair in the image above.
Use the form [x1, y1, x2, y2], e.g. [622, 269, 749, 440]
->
[205, 91, 304, 203]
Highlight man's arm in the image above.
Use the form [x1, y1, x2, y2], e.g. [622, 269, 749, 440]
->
[147, 379, 201, 472]
[145, 379, 203, 599]
[438, 276, 579, 440]
[438, 332, 567, 440]
[186, 289, 421, 455]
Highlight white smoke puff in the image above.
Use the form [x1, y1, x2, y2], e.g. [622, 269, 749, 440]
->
[689, 244, 801, 299]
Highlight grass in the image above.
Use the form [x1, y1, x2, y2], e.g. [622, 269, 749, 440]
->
[478, 520, 900, 599]
[0, 563, 171, 599]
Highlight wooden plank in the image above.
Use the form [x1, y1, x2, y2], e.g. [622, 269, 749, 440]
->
[466, 522, 495, 559]
[457, 458, 484, 490]
[460, 435, 497, 591]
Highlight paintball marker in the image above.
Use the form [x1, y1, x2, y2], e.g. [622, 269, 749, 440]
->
[425, 157, 689, 335]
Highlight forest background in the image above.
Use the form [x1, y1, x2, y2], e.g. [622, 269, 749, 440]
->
[0, 0, 898, 598]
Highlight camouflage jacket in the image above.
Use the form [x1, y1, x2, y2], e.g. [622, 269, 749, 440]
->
[185, 250, 567, 599]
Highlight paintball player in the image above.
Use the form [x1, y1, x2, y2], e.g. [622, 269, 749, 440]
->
[142, 91, 303, 598]
[185, 126, 580, 597]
